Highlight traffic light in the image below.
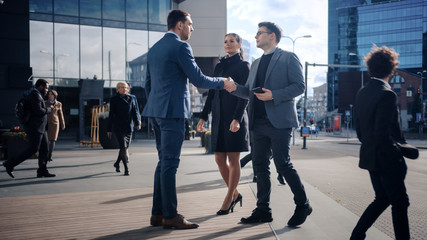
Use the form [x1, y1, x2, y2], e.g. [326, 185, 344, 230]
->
[418, 88, 421, 94]
[310, 119, 314, 124]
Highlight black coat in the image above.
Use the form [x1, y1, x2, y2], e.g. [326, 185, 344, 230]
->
[24, 89, 51, 134]
[107, 93, 141, 134]
[355, 79, 405, 171]
[201, 54, 250, 152]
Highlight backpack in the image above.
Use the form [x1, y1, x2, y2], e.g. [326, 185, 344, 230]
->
[16, 90, 32, 125]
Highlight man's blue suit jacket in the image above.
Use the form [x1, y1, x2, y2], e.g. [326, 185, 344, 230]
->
[142, 32, 224, 119]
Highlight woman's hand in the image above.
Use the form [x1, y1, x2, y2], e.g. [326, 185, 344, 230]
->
[229, 119, 240, 132]
[197, 119, 205, 132]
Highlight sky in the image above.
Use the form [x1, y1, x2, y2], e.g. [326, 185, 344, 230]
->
[227, 0, 328, 95]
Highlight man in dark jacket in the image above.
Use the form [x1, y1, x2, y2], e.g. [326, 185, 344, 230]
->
[3, 79, 55, 178]
[351, 45, 410, 240]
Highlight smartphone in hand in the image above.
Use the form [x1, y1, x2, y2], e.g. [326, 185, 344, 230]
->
[252, 87, 265, 93]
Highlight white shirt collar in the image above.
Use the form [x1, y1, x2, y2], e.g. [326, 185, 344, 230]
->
[371, 77, 390, 88]
[167, 31, 181, 40]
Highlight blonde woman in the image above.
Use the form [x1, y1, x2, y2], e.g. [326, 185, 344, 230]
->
[107, 82, 141, 176]
[45, 89, 65, 162]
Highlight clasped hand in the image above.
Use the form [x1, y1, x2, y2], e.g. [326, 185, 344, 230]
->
[224, 77, 236, 92]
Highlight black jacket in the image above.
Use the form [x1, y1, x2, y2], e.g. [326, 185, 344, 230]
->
[107, 93, 141, 134]
[24, 89, 51, 134]
[355, 79, 405, 171]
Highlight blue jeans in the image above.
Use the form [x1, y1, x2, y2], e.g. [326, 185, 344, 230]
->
[151, 118, 185, 219]
[252, 118, 308, 212]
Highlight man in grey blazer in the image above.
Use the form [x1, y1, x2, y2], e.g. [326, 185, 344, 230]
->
[142, 10, 235, 229]
[228, 22, 312, 227]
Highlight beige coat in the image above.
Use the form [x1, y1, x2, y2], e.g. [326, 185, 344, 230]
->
[45, 100, 65, 141]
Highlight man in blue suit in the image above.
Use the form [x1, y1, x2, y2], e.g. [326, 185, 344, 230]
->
[143, 9, 235, 229]
[228, 22, 312, 227]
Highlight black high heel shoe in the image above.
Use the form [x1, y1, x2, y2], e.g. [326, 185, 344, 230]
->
[234, 194, 243, 207]
[217, 200, 235, 215]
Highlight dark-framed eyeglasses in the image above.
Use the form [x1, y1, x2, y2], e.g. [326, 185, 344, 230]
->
[256, 31, 272, 36]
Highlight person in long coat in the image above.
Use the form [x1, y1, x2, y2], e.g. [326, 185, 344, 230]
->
[107, 82, 141, 176]
[197, 33, 250, 215]
[45, 89, 65, 162]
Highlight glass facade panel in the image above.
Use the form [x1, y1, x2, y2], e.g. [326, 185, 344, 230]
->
[103, 0, 125, 21]
[103, 28, 126, 82]
[54, 23, 79, 79]
[127, 29, 148, 87]
[148, 31, 165, 48]
[30, 0, 53, 14]
[126, 0, 148, 23]
[149, 0, 170, 25]
[80, 26, 102, 80]
[54, 0, 78, 16]
[80, 0, 101, 19]
[30, 21, 53, 79]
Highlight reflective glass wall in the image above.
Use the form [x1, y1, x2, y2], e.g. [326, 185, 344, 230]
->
[29, 0, 171, 88]
[335, 0, 425, 69]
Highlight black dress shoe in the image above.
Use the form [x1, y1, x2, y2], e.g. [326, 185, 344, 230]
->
[114, 162, 120, 172]
[3, 163, 15, 178]
[124, 171, 129, 176]
[37, 172, 56, 178]
[287, 204, 312, 227]
[241, 208, 273, 223]
[277, 174, 286, 185]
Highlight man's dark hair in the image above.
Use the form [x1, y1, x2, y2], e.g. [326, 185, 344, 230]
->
[258, 22, 282, 43]
[35, 78, 48, 88]
[364, 45, 399, 79]
[167, 9, 190, 30]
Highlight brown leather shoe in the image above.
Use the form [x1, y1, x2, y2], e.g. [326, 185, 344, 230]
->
[162, 214, 199, 229]
[150, 215, 163, 226]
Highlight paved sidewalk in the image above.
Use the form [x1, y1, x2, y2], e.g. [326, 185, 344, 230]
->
[0, 135, 421, 239]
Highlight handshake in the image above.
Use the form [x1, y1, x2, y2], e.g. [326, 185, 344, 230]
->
[223, 77, 237, 93]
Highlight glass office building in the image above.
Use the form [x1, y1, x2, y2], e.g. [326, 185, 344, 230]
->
[29, 0, 171, 89]
[328, 0, 426, 111]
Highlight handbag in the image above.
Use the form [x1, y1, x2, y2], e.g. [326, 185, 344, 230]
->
[396, 142, 419, 160]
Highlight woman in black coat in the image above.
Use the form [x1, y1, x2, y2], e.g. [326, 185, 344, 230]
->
[107, 82, 141, 176]
[197, 33, 250, 215]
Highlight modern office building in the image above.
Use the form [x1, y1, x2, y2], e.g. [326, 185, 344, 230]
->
[328, 0, 426, 129]
[0, 0, 226, 139]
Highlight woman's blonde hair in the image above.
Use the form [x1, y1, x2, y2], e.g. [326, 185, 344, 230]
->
[116, 81, 129, 92]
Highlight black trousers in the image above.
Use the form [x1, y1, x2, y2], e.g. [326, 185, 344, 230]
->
[252, 118, 308, 212]
[4, 131, 49, 174]
[114, 131, 132, 171]
[350, 159, 410, 240]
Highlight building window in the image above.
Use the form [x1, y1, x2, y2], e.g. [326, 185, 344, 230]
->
[406, 90, 413, 97]
[103, 0, 125, 21]
[80, 0, 101, 19]
[54, 0, 78, 16]
[30, 0, 53, 14]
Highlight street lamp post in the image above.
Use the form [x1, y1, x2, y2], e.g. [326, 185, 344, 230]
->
[281, 34, 312, 147]
[281, 35, 312, 52]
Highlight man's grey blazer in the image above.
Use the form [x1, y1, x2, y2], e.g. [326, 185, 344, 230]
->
[232, 47, 305, 129]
